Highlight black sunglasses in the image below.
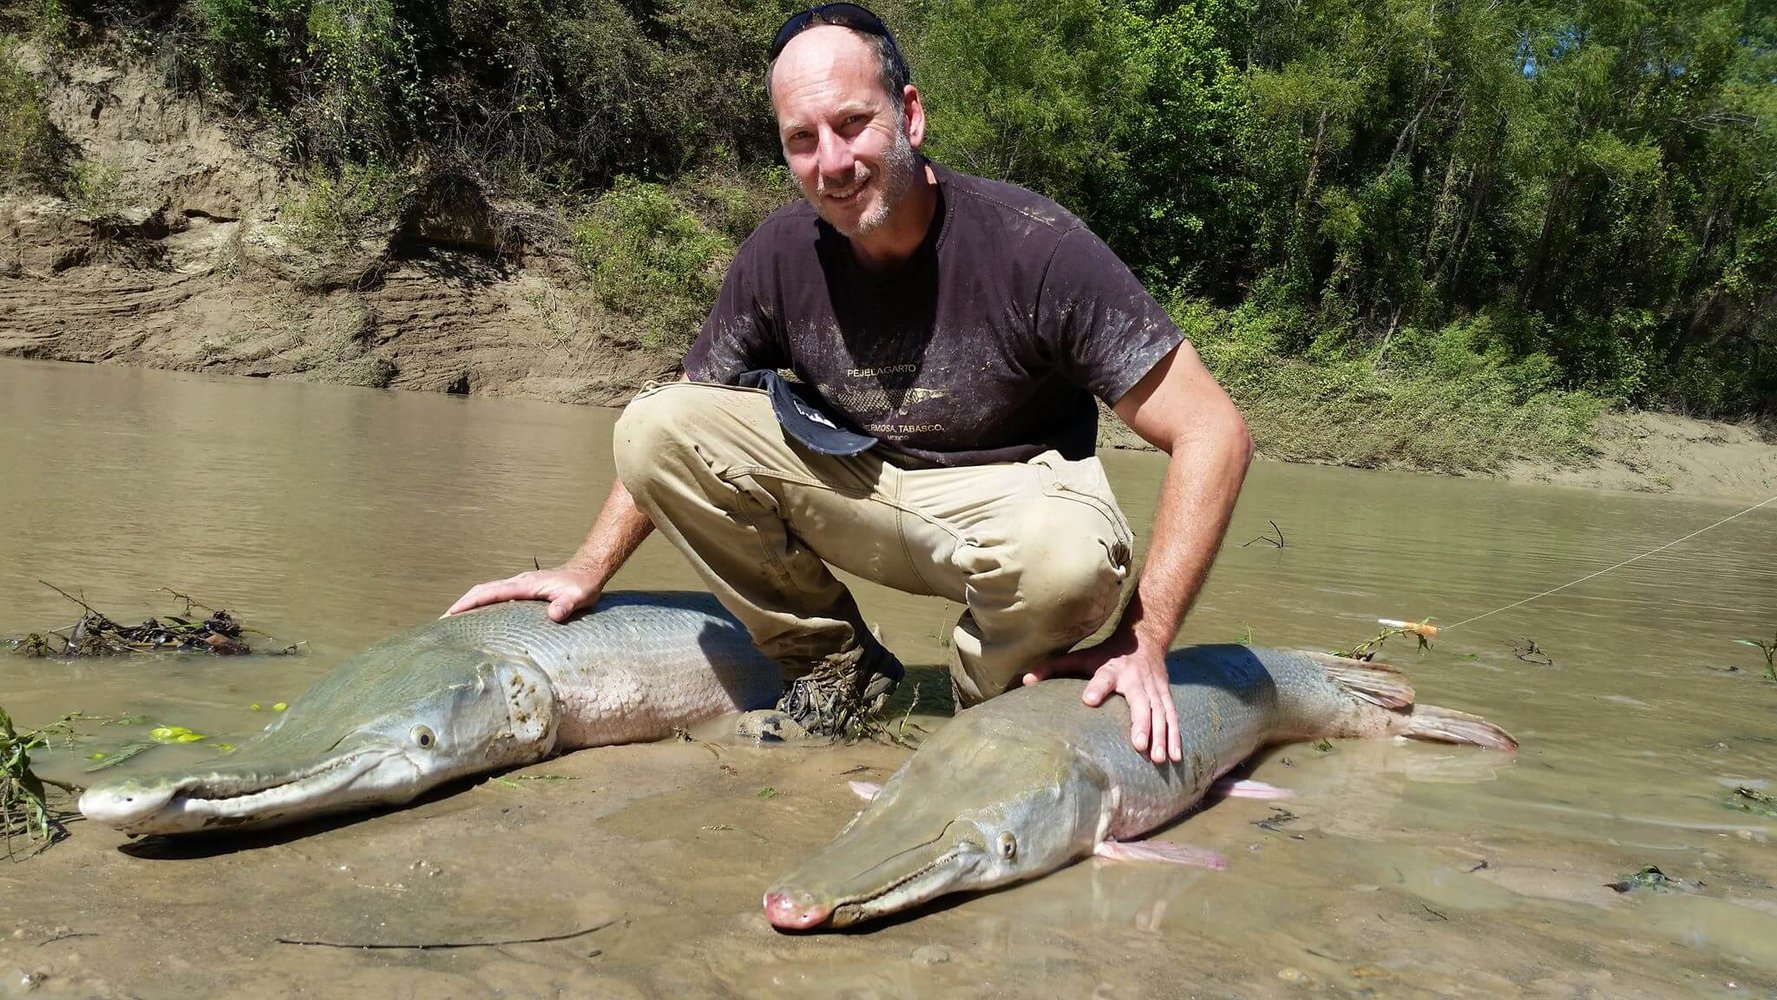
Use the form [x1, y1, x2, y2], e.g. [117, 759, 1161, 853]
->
[768, 3, 910, 82]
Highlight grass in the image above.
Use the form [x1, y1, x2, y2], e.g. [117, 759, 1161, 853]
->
[1179, 302, 1605, 473]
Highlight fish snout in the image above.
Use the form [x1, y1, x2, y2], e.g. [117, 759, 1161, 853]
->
[79, 779, 176, 827]
[763, 888, 831, 931]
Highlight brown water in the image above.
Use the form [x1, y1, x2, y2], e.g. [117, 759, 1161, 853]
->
[1, 357, 1774, 998]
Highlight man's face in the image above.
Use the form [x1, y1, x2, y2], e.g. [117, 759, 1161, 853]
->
[770, 26, 920, 238]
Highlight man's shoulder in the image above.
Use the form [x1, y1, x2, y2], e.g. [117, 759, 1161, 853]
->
[739, 199, 822, 257]
[936, 164, 1086, 239]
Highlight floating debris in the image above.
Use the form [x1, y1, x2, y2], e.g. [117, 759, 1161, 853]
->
[6, 584, 299, 659]
[1333, 619, 1436, 661]
[1725, 786, 1777, 818]
[1508, 637, 1555, 667]
[1241, 520, 1286, 548]
[1606, 864, 1704, 894]
[1735, 633, 1776, 681]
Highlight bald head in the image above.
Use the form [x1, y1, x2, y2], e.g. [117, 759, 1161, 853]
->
[767, 22, 907, 111]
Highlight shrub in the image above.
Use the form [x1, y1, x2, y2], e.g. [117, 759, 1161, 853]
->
[61, 157, 126, 217]
[0, 41, 59, 192]
[571, 177, 737, 353]
[276, 161, 411, 254]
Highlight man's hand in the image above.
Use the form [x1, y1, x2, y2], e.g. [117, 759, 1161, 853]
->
[1022, 639, 1182, 764]
[443, 566, 602, 623]
[444, 479, 657, 623]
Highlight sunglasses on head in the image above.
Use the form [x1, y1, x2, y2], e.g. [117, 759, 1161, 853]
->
[768, 3, 910, 81]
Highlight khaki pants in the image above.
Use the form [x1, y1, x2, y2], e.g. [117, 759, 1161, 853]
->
[613, 382, 1134, 706]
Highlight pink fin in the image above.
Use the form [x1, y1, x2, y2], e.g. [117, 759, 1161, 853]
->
[1212, 779, 1295, 800]
[847, 780, 882, 801]
[1094, 839, 1227, 869]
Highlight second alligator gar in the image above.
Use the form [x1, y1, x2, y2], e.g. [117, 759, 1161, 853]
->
[80, 592, 782, 836]
[765, 645, 1515, 930]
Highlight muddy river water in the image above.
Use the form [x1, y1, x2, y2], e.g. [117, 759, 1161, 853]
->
[1, 357, 1773, 998]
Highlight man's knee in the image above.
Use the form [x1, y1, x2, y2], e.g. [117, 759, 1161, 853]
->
[970, 509, 1127, 642]
[1018, 532, 1127, 638]
[613, 384, 740, 494]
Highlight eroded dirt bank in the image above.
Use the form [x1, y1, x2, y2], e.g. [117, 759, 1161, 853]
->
[4, 54, 1773, 501]
[0, 56, 675, 406]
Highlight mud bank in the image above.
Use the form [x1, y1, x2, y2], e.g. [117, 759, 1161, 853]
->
[0, 55, 674, 406]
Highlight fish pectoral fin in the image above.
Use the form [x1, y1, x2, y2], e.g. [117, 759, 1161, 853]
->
[847, 780, 882, 802]
[1210, 779, 1295, 800]
[1094, 838, 1227, 870]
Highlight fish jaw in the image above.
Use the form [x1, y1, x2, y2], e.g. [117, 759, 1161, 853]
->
[77, 741, 422, 834]
[765, 823, 988, 930]
[766, 727, 1110, 930]
[80, 656, 561, 836]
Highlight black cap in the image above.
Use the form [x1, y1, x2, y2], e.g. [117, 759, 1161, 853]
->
[735, 370, 878, 456]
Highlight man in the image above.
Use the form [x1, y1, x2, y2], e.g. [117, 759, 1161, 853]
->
[448, 3, 1252, 764]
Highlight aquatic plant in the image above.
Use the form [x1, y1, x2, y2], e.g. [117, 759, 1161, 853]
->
[1734, 633, 1776, 682]
[0, 706, 80, 857]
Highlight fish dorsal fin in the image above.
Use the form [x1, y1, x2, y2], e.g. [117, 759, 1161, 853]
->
[1300, 652, 1415, 709]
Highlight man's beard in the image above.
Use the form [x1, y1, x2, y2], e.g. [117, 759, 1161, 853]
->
[810, 120, 918, 238]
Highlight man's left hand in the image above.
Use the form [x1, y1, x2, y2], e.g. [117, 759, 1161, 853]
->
[1022, 640, 1182, 765]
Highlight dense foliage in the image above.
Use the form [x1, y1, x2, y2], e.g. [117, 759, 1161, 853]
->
[4, 0, 1773, 429]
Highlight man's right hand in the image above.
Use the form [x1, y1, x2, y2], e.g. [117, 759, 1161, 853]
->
[443, 566, 603, 623]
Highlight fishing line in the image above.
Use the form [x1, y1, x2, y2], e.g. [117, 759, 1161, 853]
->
[1431, 493, 1777, 633]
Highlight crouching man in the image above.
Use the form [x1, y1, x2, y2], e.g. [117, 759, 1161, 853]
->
[448, 3, 1252, 762]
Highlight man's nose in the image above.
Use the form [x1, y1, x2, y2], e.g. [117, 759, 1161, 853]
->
[816, 128, 855, 179]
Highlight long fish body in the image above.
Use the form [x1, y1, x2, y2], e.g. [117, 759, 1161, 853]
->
[766, 645, 1515, 930]
[79, 593, 781, 835]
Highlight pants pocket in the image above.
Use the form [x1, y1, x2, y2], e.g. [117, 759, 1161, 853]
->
[1030, 452, 1134, 564]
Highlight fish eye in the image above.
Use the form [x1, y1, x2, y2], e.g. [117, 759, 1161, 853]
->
[410, 725, 436, 750]
[996, 831, 1017, 859]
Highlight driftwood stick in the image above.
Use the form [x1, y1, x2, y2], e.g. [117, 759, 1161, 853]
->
[274, 918, 619, 951]
[1241, 520, 1286, 548]
[157, 588, 215, 615]
[37, 581, 106, 620]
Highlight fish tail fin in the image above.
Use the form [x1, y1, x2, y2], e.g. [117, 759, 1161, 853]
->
[1400, 704, 1518, 751]
[1303, 652, 1415, 709]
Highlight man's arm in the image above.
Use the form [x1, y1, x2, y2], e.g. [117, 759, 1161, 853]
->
[443, 475, 656, 622]
[1022, 340, 1253, 763]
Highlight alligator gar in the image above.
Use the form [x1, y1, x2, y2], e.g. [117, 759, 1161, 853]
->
[765, 645, 1515, 930]
[80, 593, 781, 835]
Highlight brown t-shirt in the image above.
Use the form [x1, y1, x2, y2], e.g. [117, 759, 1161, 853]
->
[682, 162, 1184, 467]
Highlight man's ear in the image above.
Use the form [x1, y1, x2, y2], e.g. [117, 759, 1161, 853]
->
[902, 84, 926, 149]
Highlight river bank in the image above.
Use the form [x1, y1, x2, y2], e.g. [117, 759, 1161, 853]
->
[3, 55, 1772, 503]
